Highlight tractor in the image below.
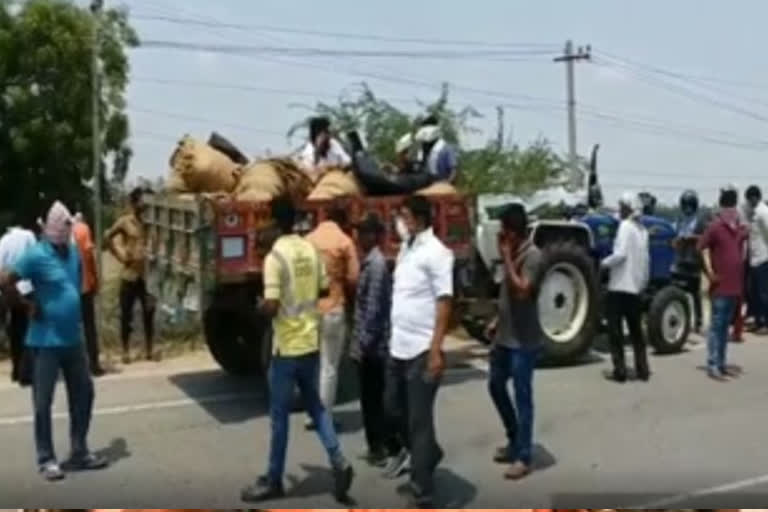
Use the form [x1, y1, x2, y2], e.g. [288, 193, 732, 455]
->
[462, 145, 692, 364]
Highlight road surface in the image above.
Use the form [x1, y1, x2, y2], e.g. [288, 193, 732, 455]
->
[1, 334, 768, 508]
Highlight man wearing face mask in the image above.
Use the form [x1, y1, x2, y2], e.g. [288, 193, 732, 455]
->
[601, 192, 650, 383]
[0, 201, 108, 481]
[297, 116, 352, 183]
[414, 116, 458, 184]
[386, 195, 453, 507]
[674, 190, 706, 334]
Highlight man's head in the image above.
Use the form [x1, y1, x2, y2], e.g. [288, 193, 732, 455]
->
[401, 195, 432, 236]
[309, 116, 331, 155]
[129, 187, 146, 215]
[395, 133, 413, 169]
[720, 184, 738, 209]
[679, 189, 699, 216]
[327, 204, 350, 231]
[415, 115, 440, 152]
[271, 197, 297, 234]
[746, 185, 762, 208]
[618, 191, 638, 220]
[357, 213, 385, 253]
[43, 201, 74, 251]
[499, 203, 529, 249]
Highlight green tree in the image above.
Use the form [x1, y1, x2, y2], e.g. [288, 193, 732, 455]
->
[290, 83, 568, 197]
[0, 0, 138, 223]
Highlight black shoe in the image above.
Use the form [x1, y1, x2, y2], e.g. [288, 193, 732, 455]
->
[92, 367, 106, 377]
[241, 475, 285, 503]
[637, 371, 650, 382]
[493, 445, 512, 463]
[605, 370, 627, 383]
[361, 448, 388, 467]
[383, 448, 411, 479]
[64, 453, 108, 471]
[333, 463, 354, 502]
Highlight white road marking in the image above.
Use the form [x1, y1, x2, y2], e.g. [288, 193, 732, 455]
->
[632, 472, 768, 507]
[0, 391, 258, 427]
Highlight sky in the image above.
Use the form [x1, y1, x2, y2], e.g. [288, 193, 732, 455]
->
[117, 0, 768, 205]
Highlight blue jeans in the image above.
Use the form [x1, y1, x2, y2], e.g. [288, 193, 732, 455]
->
[32, 345, 94, 465]
[488, 345, 538, 465]
[708, 296, 737, 372]
[267, 352, 344, 484]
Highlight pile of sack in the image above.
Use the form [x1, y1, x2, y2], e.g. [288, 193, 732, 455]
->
[164, 132, 455, 202]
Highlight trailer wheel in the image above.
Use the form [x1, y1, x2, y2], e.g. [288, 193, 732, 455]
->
[536, 242, 599, 364]
[203, 308, 268, 376]
[647, 285, 690, 354]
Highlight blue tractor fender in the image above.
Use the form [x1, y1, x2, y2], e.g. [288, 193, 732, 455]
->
[638, 214, 677, 283]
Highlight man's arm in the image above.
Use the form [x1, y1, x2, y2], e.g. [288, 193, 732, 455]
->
[426, 247, 455, 377]
[344, 238, 360, 300]
[1, 252, 38, 317]
[77, 224, 100, 292]
[502, 247, 534, 299]
[260, 252, 281, 318]
[104, 218, 126, 263]
[601, 221, 629, 269]
[697, 224, 717, 283]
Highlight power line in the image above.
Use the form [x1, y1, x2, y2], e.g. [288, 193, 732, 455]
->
[131, 13, 558, 50]
[130, 106, 286, 136]
[137, 39, 555, 60]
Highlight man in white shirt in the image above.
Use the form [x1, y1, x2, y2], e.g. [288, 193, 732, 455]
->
[296, 116, 351, 183]
[384, 195, 453, 508]
[0, 215, 37, 385]
[601, 192, 650, 383]
[744, 185, 768, 335]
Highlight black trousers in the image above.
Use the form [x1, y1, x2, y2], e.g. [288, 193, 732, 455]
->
[684, 276, 703, 330]
[607, 291, 649, 378]
[119, 279, 155, 354]
[358, 355, 401, 456]
[80, 292, 101, 371]
[7, 304, 30, 383]
[384, 351, 443, 499]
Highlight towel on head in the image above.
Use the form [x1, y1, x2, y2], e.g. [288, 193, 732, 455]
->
[44, 201, 74, 245]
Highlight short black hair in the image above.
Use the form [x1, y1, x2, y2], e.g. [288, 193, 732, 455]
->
[421, 114, 439, 127]
[746, 185, 762, 201]
[720, 188, 738, 208]
[358, 212, 385, 236]
[500, 203, 528, 236]
[327, 205, 348, 226]
[271, 197, 296, 232]
[129, 187, 144, 205]
[309, 116, 331, 141]
[403, 195, 432, 228]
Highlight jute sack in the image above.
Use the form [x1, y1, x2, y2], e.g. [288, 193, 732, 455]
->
[171, 136, 241, 193]
[235, 158, 314, 203]
[415, 181, 457, 196]
[165, 170, 188, 193]
[307, 168, 363, 200]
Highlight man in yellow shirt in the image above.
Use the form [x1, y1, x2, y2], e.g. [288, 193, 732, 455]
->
[241, 198, 354, 504]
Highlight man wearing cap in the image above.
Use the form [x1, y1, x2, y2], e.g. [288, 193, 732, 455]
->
[350, 213, 401, 468]
[414, 116, 458, 183]
[601, 192, 651, 383]
[296, 116, 352, 183]
[698, 185, 748, 381]
[0, 201, 108, 481]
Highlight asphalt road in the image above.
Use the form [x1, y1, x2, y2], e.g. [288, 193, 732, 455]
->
[2, 334, 768, 508]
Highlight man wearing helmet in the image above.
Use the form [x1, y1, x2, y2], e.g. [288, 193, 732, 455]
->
[674, 190, 707, 334]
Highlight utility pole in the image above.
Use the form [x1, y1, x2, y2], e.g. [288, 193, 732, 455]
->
[90, 0, 104, 326]
[554, 40, 591, 190]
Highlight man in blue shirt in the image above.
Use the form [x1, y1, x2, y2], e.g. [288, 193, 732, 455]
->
[415, 116, 458, 183]
[0, 201, 107, 481]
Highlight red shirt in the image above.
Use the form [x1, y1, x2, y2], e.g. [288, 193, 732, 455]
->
[698, 212, 747, 298]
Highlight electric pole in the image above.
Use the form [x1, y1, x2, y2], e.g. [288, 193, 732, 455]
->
[554, 40, 591, 190]
[90, 0, 103, 327]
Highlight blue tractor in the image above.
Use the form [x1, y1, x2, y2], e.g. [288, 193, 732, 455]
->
[463, 145, 691, 364]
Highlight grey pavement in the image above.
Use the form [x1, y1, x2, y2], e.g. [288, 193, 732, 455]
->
[1, 334, 768, 507]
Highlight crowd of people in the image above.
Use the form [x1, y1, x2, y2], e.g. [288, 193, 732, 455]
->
[2, 115, 767, 508]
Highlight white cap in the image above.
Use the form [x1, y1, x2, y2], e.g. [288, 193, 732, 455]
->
[395, 133, 413, 154]
[619, 191, 639, 212]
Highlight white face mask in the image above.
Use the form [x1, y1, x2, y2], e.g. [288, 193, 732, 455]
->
[395, 216, 410, 241]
